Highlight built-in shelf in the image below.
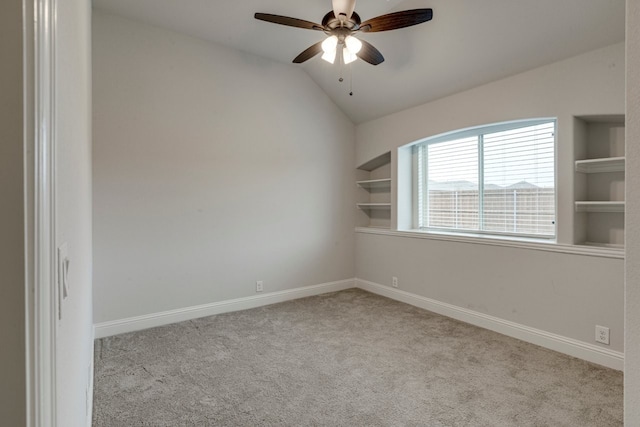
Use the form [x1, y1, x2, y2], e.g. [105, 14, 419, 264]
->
[575, 201, 625, 213]
[356, 178, 392, 189]
[357, 151, 392, 229]
[357, 203, 391, 210]
[573, 115, 625, 248]
[575, 156, 625, 173]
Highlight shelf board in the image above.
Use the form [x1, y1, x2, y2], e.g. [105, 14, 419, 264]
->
[581, 241, 625, 250]
[575, 156, 625, 173]
[357, 203, 391, 210]
[357, 152, 391, 172]
[357, 178, 392, 189]
[576, 114, 625, 124]
[575, 201, 625, 213]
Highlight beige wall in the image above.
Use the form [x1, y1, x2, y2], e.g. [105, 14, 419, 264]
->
[0, 0, 26, 424]
[92, 11, 356, 323]
[355, 43, 626, 355]
[626, 0, 640, 422]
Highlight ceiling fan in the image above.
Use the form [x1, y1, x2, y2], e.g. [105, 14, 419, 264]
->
[255, 0, 433, 66]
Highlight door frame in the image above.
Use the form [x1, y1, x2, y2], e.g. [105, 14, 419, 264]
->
[24, 0, 58, 425]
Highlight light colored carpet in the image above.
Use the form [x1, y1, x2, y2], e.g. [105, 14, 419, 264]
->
[93, 289, 622, 426]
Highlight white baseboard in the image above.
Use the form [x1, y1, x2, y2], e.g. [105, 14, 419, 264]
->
[94, 276, 624, 371]
[94, 278, 355, 339]
[355, 278, 624, 371]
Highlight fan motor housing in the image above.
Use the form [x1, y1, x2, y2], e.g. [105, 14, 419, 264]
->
[322, 11, 361, 31]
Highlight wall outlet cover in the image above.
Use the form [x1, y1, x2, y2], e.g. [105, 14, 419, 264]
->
[595, 325, 610, 345]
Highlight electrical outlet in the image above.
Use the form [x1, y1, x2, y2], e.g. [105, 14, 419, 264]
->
[392, 277, 398, 288]
[256, 281, 264, 292]
[595, 325, 610, 345]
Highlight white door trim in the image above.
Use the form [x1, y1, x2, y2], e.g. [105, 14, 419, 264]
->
[25, 0, 58, 425]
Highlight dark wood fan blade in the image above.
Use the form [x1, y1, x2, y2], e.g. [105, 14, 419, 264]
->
[360, 9, 433, 32]
[254, 13, 324, 31]
[293, 41, 324, 63]
[357, 39, 384, 65]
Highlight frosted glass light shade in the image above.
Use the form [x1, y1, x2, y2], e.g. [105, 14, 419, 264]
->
[321, 36, 338, 53]
[344, 36, 362, 54]
[322, 50, 337, 63]
[321, 35, 338, 64]
[343, 48, 358, 64]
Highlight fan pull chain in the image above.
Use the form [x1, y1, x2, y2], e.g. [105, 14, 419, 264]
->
[349, 64, 353, 96]
[336, 48, 353, 96]
[338, 50, 345, 84]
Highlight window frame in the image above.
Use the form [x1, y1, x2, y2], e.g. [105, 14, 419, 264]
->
[412, 118, 557, 240]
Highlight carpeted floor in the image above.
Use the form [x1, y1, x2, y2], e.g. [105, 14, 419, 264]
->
[93, 289, 623, 426]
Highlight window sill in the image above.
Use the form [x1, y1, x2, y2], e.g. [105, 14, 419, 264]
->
[354, 227, 624, 259]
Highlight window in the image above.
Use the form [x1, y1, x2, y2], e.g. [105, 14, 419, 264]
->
[415, 120, 556, 239]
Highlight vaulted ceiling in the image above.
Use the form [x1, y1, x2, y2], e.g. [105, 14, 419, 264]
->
[92, 0, 625, 123]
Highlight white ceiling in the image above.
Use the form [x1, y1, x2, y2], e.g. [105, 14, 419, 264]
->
[92, 0, 625, 124]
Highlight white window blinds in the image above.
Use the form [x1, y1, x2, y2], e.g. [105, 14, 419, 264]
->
[417, 120, 556, 238]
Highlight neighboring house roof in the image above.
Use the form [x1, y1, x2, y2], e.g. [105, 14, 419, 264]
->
[507, 181, 541, 189]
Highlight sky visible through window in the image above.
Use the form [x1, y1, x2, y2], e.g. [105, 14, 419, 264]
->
[428, 122, 555, 189]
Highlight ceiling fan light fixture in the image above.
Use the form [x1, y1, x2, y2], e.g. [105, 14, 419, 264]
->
[322, 49, 337, 64]
[255, 2, 433, 67]
[344, 35, 362, 54]
[343, 47, 358, 64]
[321, 35, 338, 54]
[321, 35, 339, 63]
